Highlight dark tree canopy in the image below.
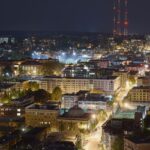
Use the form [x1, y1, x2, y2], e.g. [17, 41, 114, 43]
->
[34, 89, 51, 103]
[51, 86, 62, 101]
[41, 61, 64, 76]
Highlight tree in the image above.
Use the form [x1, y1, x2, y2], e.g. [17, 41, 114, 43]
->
[23, 81, 31, 91]
[19, 66, 27, 75]
[91, 89, 105, 94]
[29, 82, 39, 91]
[97, 110, 107, 121]
[128, 76, 136, 85]
[23, 81, 39, 91]
[0, 92, 10, 104]
[10, 89, 26, 99]
[41, 61, 64, 76]
[75, 134, 82, 150]
[2, 65, 13, 77]
[112, 136, 123, 150]
[51, 86, 62, 101]
[34, 89, 51, 103]
[107, 100, 114, 106]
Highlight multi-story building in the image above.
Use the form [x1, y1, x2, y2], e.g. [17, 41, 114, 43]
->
[0, 95, 34, 117]
[137, 76, 150, 86]
[102, 106, 147, 150]
[127, 86, 150, 103]
[61, 91, 112, 112]
[88, 59, 110, 69]
[25, 103, 59, 128]
[57, 106, 91, 134]
[20, 60, 42, 76]
[0, 82, 24, 98]
[78, 93, 112, 112]
[62, 65, 89, 78]
[61, 91, 88, 109]
[124, 136, 150, 150]
[39, 76, 120, 95]
[125, 63, 145, 75]
[92, 76, 120, 95]
[102, 118, 135, 150]
[61, 93, 79, 109]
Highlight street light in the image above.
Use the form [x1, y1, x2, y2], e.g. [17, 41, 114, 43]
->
[91, 114, 96, 120]
[124, 102, 129, 108]
[21, 127, 27, 132]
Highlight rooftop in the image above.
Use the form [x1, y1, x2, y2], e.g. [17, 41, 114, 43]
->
[0, 83, 14, 90]
[58, 106, 90, 120]
[79, 94, 110, 102]
[43, 76, 118, 80]
[27, 103, 59, 111]
[126, 135, 150, 144]
[113, 108, 137, 119]
[132, 86, 150, 90]
[21, 60, 42, 66]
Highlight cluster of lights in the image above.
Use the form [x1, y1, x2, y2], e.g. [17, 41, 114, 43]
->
[32, 51, 49, 59]
[57, 51, 91, 64]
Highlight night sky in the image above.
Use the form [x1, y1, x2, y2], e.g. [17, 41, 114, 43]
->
[0, 0, 150, 34]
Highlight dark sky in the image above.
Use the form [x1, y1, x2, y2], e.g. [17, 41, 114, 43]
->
[0, 0, 150, 34]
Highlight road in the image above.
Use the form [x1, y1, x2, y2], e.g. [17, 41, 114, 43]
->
[83, 83, 135, 150]
[83, 119, 109, 150]
[115, 82, 135, 108]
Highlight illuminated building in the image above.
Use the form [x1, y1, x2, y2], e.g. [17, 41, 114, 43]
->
[102, 118, 135, 150]
[0, 82, 23, 98]
[62, 93, 79, 109]
[61, 91, 88, 109]
[63, 65, 89, 78]
[127, 86, 150, 103]
[58, 106, 91, 133]
[20, 60, 42, 76]
[137, 76, 150, 86]
[39, 76, 121, 95]
[0, 95, 34, 117]
[89, 59, 110, 69]
[61, 91, 112, 112]
[0, 37, 9, 44]
[25, 103, 59, 128]
[78, 94, 112, 112]
[102, 106, 146, 150]
[125, 64, 146, 75]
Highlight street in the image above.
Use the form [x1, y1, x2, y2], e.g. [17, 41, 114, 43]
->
[83, 82, 134, 150]
[83, 119, 109, 150]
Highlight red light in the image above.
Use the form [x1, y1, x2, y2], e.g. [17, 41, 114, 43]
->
[124, 21, 128, 26]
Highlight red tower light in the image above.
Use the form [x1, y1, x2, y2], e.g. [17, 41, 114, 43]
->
[113, 0, 129, 36]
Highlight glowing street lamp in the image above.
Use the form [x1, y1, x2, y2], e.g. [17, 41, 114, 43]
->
[91, 114, 96, 120]
[21, 127, 26, 132]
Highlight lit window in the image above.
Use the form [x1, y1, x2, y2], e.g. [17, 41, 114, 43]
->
[17, 113, 21, 116]
[17, 109, 21, 112]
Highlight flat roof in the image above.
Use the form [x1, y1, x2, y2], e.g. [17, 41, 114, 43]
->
[132, 86, 150, 89]
[0, 83, 15, 90]
[113, 109, 137, 119]
[27, 103, 59, 111]
[126, 135, 150, 144]
[43, 76, 118, 80]
[79, 94, 110, 102]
